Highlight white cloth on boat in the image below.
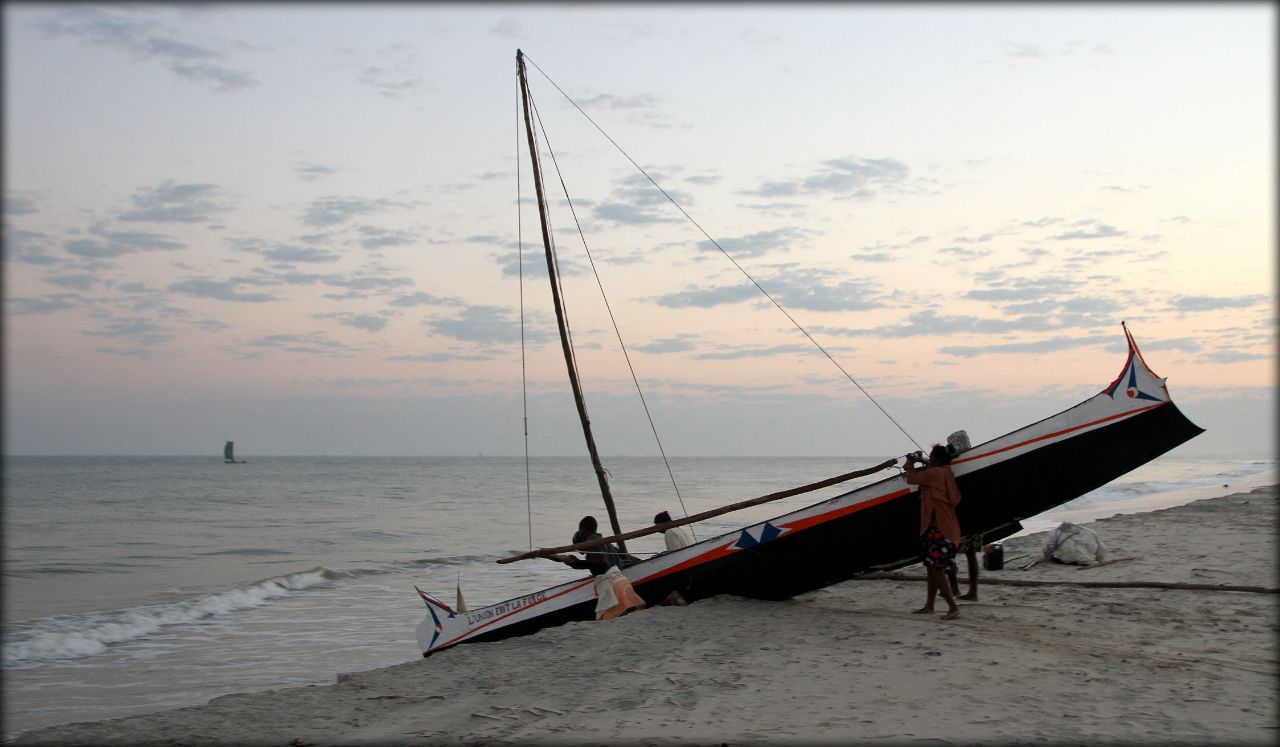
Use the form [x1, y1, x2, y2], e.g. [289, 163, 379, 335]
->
[1043, 522, 1107, 565]
[593, 566, 645, 620]
[664, 525, 693, 551]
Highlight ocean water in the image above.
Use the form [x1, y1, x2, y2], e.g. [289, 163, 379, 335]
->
[2, 453, 1275, 739]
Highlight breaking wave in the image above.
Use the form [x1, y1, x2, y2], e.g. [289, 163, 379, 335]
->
[3, 567, 337, 668]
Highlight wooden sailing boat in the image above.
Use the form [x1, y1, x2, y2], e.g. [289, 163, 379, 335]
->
[413, 51, 1203, 657]
[223, 441, 246, 464]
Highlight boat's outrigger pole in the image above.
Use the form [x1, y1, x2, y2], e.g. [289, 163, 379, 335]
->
[517, 49, 627, 549]
[498, 457, 899, 564]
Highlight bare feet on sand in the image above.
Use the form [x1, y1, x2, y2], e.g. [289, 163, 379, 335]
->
[941, 609, 960, 620]
[958, 592, 978, 601]
[912, 606, 934, 614]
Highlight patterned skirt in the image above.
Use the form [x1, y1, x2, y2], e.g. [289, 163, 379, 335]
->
[920, 525, 957, 569]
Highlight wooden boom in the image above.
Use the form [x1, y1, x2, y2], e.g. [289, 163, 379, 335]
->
[497, 458, 899, 564]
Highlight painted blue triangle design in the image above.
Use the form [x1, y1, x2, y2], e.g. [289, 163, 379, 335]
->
[735, 521, 782, 549]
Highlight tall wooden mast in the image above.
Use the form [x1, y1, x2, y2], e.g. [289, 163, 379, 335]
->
[516, 50, 627, 551]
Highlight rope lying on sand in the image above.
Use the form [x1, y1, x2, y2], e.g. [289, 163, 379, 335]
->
[855, 571, 1279, 595]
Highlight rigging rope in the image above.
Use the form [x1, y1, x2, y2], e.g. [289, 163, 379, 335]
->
[527, 74, 696, 536]
[524, 54, 923, 453]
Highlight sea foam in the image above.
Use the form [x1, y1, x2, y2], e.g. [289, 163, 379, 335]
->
[2, 567, 335, 668]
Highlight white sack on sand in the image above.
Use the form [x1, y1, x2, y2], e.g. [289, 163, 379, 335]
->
[1043, 521, 1107, 564]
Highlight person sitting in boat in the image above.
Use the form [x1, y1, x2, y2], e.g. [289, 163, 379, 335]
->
[904, 444, 963, 621]
[654, 510, 693, 551]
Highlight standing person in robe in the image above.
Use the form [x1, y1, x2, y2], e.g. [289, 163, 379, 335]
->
[904, 444, 963, 620]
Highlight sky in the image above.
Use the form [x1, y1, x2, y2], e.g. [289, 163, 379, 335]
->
[3, 3, 1275, 458]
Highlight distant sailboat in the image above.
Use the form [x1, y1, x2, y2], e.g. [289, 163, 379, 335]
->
[223, 441, 246, 464]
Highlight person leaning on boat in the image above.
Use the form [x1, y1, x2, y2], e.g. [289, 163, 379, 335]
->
[562, 515, 628, 575]
[559, 516, 645, 621]
[903, 444, 963, 621]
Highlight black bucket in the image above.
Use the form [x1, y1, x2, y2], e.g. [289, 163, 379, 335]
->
[982, 544, 1004, 571]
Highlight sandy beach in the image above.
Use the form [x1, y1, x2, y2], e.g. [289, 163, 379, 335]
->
[15, 484, 1277, 746]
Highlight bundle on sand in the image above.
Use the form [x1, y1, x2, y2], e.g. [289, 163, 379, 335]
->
[1042, 521, 1107, 565]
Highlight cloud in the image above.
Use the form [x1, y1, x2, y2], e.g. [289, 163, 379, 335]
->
[82, 316, 173, 347]
[39, 7, 256, 91]
[302, 196, 403, 227]
[4, 192, 39, 216]
[939, 335, 1113, 358]
[387, 351, 496, 363]
[698, 227, 810, 259]
[169, 277, 278, 303]
[1103, 184, 1149, 193]
[118, 181, 227, 223]
[389, 291, 458, 308]
[241, 332, 351, 356]
[653, 283, 758, 309]
[654, 268, 888, 312]
[815, 309, 1051, 339]
[319, 274, 413, 298]
[295, 163, 338, 181]
[44, 273, 101, 291]
[965, 275, 1083, 303]
[939, 246, 992, 261]
[634, 333, 703, 354]
[1171, 294, 1270, 313]
[1049, 220, 1126, 241]
[590, 173, 688, 226]
[490, 18, 523, 39]
[2, 228, 62, 266]
[317, 312, 389, 332]
[1136, 337, 1202, 353]
[65, 227, 185, 258]
[495, 249, 585, 278]
[576, 92, 662, 111]
[357, 225, 417, 250]
[746, 157, 909, 199]
[358, 64, 426, 98]
[766, 273, 890, 313]
[592, 201, 679, 225]
[259, 245, 341, 264]
[1201, 350, 1271, 363]
[568, 88, 676, 129]
[233, 266, 415, 301]
[428, 305, 546, 344]
[691, 343, 816, 361]
[1007, 43, 1046, 59]
[6, 294, 83, 315]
